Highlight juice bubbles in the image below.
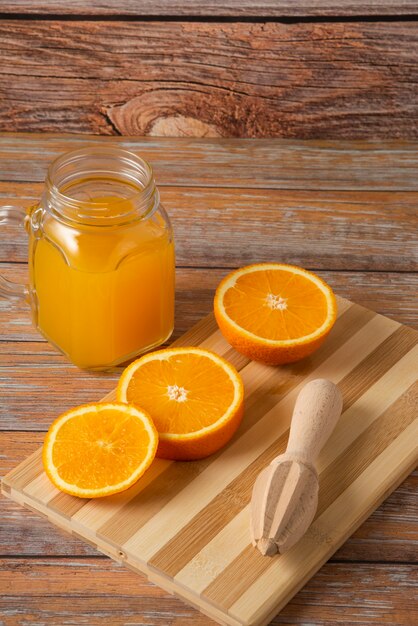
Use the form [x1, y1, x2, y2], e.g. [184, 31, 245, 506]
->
[26, 149, 175, 370]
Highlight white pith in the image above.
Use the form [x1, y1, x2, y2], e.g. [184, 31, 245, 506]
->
[216, 264, 336, 346]
[167, 384, 189, 402]
[44, 403, 157, 497]
[118, 347, 243, 441]
[266, 293, 288, 310]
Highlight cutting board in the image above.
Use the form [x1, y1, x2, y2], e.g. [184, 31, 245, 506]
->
[2, 296, 418, 626]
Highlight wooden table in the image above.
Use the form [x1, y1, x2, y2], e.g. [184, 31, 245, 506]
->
[1, 7, 418, 139]
[0, 134, 417, 625]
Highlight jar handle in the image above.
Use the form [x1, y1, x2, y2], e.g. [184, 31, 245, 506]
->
[0, 204, 29, 300]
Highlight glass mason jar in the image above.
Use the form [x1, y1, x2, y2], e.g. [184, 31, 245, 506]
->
[0, 147, 175, 370]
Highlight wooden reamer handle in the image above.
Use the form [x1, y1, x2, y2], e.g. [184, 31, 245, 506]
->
[285, 379, 343, 466]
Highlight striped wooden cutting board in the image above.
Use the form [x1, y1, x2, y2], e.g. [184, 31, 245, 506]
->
[2, 296, 418, 626]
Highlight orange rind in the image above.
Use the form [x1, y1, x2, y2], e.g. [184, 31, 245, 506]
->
[214, 263, 337, 365]
[43, 402, 158, 497]
[117, 347, 244, 460]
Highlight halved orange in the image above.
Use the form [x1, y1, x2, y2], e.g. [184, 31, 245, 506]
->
[43, 403, 158, 498]
[117, 347, 244, 460]
[214, 263, 337, 365]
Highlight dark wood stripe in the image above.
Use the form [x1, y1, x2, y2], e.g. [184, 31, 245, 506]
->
[97, 459, 211, 546]
[49, 491, 87, 519]
[338, 325, 418, 410]
[236, 304, 373, 437]
[149, 310, 399, 576]
[173, 313, 251, 370]
[98, 304, 367, 547]
[317, 381, 418, 518]
[204, 544, 266, 609]
[15, 317, 240, 521]
[221, 347, 250, 371]
[202, 381, 418, 607]
[149, 431, 290, 576]
[2, 304, 368, 532]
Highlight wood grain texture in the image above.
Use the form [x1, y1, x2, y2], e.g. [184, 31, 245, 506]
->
[1, 1, 418, 17]
[0, 341, 119, 431]
[1, 135, 418, 191]
[0, 264, 418, 430]
[1, 186, 418, 271]
[1, 136, 417, 625]
[1, 432, 416, 560]
[0, 559, 417, 626]
[1, 267, 418, 431]
[3, 297, 418, 625]
[0, 21, 417, 138]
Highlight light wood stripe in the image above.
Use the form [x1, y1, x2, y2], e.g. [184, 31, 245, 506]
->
[0, 301, 351, 496]
[174, 507, 251, 595]
[150, 329, 416, 577]
[124, 313, 396, 563]
[173, 313, 251, 371]
[175, 348, 418, 594]
[202, 378, 418, 608]
[334, 296, 352, 316]
[2, 448, 43, 491]
[229, 419, 418, 625]
[200, 329, 251, 371]
[98, 458, 210, 547]
[23, 473, 59, 506]
[146, 568, 243, 626]
[318, 345, 418, 470]
[3, 296, 417, 626]
[316, 381, 418, 517]
[97, 304, 366, 548]
[338, 325, 417, 408]
[72, 459, 171, 532]
[4, 303, 356, 526]
[48, 490, 91, 518]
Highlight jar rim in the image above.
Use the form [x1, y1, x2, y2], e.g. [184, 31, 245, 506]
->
[45, 146, 157, 226]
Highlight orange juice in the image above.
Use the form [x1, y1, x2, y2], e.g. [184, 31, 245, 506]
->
[28, 192, 175, 370]
[19, 147, 176, 369]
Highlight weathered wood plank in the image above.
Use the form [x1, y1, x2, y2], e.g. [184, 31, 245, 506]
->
[1, 186, 417, 271]
[0, 136, 417, 624]
[0, 270, 418, 430]
[1, 432, 417, 561]
[0, 342, 119, 431]
[1, 266, 417, 346]
[1, 267, 417, 430]
[0, 559, 416, 625]
[1, 135, 418, 191]
[0, 431, 96, 556]
[0, 21, 417, 138]
[1, 500, 99, 556]
[2, 1, 418, 17]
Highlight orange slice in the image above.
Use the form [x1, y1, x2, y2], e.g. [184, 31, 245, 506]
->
[117, 347, 244, 460]
[43, 403, 158, 498]
[214, 263, 337, 365]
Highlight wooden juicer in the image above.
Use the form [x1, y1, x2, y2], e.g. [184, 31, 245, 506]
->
[251, 378, 343, 556]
